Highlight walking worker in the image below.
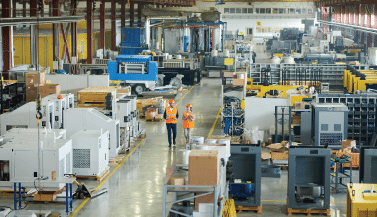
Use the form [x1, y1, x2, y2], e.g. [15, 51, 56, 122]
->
[182, 104, 195, 144]
[164, 99, 179, 147]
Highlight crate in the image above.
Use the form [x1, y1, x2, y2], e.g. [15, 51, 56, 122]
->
[78, 87, 117, 104]
[347, 183, 377, 217]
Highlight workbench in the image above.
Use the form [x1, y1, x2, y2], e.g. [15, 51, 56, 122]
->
[10, 177, 76, 214]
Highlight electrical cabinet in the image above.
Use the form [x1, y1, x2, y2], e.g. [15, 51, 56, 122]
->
[43, 94, 74, 129]
[71, 130, 109, 176]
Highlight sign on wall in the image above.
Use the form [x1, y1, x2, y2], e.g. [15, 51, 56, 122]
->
[256, 21, 262, 26]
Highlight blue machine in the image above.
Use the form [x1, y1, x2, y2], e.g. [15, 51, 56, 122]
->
[120, 27, 147, 55]
[229, 183, 254, 198]
[108, 55, 158, 94]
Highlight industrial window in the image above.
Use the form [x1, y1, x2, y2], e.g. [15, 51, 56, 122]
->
[247, 28, 253, 35]
[248, 8, 253, 13]
[236, 8, 241, 13]
[224, 8, 229, 13]
[334, 124, 341, 131]
[81, 41, 84, 54]
[321, 124, 328, 131]
[256, 8, 260, 14]
[266, 8, 271, 14]
[272, 8, 278, 14]
[296, 8, 301, 14]
[289, 8, 295, 14]
[229, 8, 235, 13]
[242, 8, 248, 14]
[302, 8, 308, 14]
[260, 8, 266, 14]
[308, 9, 313, 14]
[278, 8, 285, 14]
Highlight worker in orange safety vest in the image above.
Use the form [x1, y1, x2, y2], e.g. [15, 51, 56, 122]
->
[182, 104, 195, 144]
[163, 99, 179, 147]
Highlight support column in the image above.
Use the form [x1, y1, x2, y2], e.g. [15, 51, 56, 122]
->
[345, 6, 349, 24]
[340, 6, 343, 23]
[332, 7, 337, 22]
[130, 2, 134, 27]
[2, 0, 12, 79]
[30, 0, 39, 68]
[12, 0, 17, 18]
[111, 0, 116, 51]
[355, 5, 359, 26]
[360, 4, 365, 27]
[374, 4, 377, 47]
[350, 7, 354, 25]
[71, 0, 78, 74]
[138, 3, 143, 27]
[337, 7, 341, 23]
[121, 1, 126, 28]
[100, 0, 105, 56]
[87, 0, 93, 64]
[23, 2, 27, 27]
[52, 0, 60, 69]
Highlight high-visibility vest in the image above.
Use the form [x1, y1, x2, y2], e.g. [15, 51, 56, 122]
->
[183, 111, 194, 129]
[166, 107, 177, 124]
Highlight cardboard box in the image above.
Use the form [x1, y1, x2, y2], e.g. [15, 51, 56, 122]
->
[262, 152, 272, 160]
[267, 143, 288, 152]
[223, 71, 233, 78]
[195, 193, 215, 211]
[292, 114, 300, 125]
[33, 188, 64, 201]
[188, 150, 220, 186]
[294, 102, 305, 109]
[341, 140, 356, 151]
[171, 177, 185, 185]
[271, 151, 289, 160]
[26, 72, 45, 87]
[232, 79, 246, 86]
[40, 84, 61, 95]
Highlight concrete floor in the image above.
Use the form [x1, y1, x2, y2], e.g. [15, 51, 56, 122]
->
[0, 79, 352, 217]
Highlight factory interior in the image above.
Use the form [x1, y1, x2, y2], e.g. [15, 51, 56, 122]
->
[1, 0, 377, 216]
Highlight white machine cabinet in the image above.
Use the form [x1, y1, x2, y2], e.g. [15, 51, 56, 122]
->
[71, 130, 109, 176]
[0, 101, 55, 135]
[0, 138, 72, 188]
[64, 108, 121, 158]
[43, 93, 74, 129]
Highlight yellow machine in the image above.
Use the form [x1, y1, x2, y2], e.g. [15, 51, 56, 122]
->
[346, 183, 377, 217]
[344, 69, 377, 93]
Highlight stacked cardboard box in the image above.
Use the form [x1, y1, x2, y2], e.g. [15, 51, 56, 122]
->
[26, 72, 45, 102]
[294, 102, 305, 109]
[292, 114, 300, 125]
[136, 96, 168, 116]
[188, 150, 220, 211]
[267, 142, 300, 162]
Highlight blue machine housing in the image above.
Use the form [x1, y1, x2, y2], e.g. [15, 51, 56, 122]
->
[120, 27, 147, 55]
[108, 55, 158, 83]
[229, 183, 254, 198]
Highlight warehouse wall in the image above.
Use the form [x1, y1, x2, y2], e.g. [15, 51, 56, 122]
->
[193, 1, 317, 38]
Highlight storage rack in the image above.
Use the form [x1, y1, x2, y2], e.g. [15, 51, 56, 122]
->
[316, 94, 377, 146]
[249, 63, 347, 90]
[162, 165, 228, 217]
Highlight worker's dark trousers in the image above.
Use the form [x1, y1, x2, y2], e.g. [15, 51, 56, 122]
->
[166, 123, 177, 145]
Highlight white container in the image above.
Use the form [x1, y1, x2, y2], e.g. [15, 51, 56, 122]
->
[195, 145, 209, 150]
[206, 139, 217, 144]
[237, 73, 245, 79]
[191, 136, 204, 144]
[211, 50, 218, 57]
[285, 56, 295, 64]
[178, 149, 191, 164]
[224, 49, 230, 57]
[217, 139, 231, 158]
[167, 55, 173, 59]
[176, 55, 182, 59]
[271, 56, 281, 64]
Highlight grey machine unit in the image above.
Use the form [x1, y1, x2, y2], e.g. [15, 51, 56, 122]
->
[287, 147, 330, 210]
[122, 96, 142, 139]
[115, 99, 132, 149]
[361, 147, 377, 183]
[229, 145, 261, 207]
[312, 103, 348, 149]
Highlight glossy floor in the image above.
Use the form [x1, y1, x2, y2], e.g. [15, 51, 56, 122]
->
[0, 78, 351, 217]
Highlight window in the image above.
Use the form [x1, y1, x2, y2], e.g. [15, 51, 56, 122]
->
[266, 8, 271, 14]
[242, 8, 248, 14]
[260, 8, 266, 14]
[256, 8, 260, 14]
[248, 8, 253, 13]
[229, 8, 235, 13]
[224, 8, 229, 14]
[279, 8, 285, 14]
[273, 8, 278, 14]
[247, 28, 253, 35]
[308, 8, 313, 14]
[296, 8, 301, 14]
[289, 8, 295, 14]
[302, 8, 308, 14]
[236, 8, 241, 13]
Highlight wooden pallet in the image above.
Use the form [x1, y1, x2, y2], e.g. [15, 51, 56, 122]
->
[137, 133, 147, 138]
[145, 118, 162, 122]
[78, 87, 117, 104]
[109, 155, 125, 165]
[275, 164, 289, 170]
[235, 206, 262, 214]
[76, 167, 110, 182]
[77, 102, 106, 109]
[48, 214, 62, 217]
[287, 208, 330, 216]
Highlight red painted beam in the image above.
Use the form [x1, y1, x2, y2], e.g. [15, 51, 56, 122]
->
[100, 0, 105, 53]
[2, 0, 12, 79]
[138, 3, 143, 27]
[60, 23, 72, 64]
[52, 0, 60, 64]
[30, 0, 39, 67]
[87, 0, 93, 64]
[121, 1, 126, 28]
[130, 2, 134, 27]
[71, 0, 78, 74]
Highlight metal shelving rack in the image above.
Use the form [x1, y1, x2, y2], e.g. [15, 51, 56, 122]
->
[162, 165, 228, 217]
[249, 63, 347, 90]
[316, 94, 377, 146]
